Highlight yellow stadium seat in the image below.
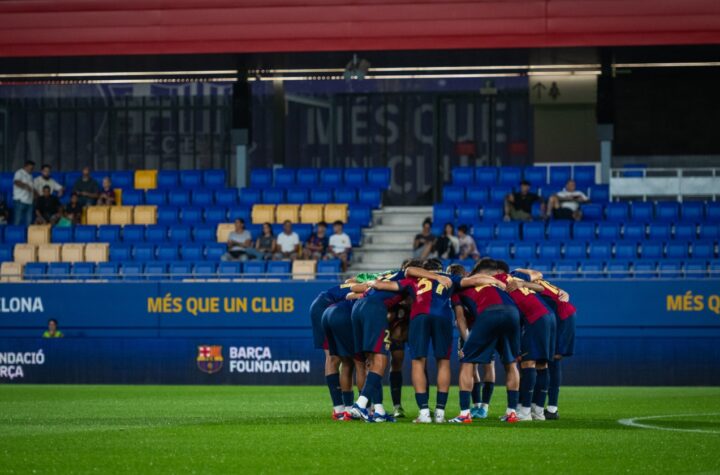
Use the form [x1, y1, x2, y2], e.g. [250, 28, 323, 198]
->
[324, 204, 348, 223]
[114, 189, 123, 205]
[110, 206, 133, 225]
[37, 244, 62, 263]
[216, 223, 235, 243]
[276, 204, 300, 223]
[300, 204, 324, 224]
[292, 260, 316, 280]
[61, 243, 85, 263]
[134, 170, 157, 190]
[86, 206, 110, 225]
[133, 205, 157, 225]
[252, 205, 276, 224]
[0, 262, 23, 282]
[14, 244, 37, 264]
[27, 225, 51, 245]
[85, 243, 109, 263]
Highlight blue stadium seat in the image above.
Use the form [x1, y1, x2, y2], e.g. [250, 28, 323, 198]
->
[145, 225, 168, 243]
[133, 244, 156, 261]
[475, 168, 497, 187]
[267, 261, 291, 280]
[607, 261, 632, 278]
[274, 168, 296, 187]
[170, 261, 193, 280]
[482, 204, 504, 221]
[181, 243, 205, 261]
[74, 225, 97, 242]
[317, 259, 341, 279]
[239, 188, 262, 206]
[368, 168, 391, 189]
[72, 262, 95, 279]
[633, 261, 656, 278]
[181, 207, 203, 225]
[711, 262, 720, 277]
[640, 242, 664, 260]
[605, 203, 629, 221]
[204, 207, 228, 224]
[193, 225, 215, 243]
[514, 243, 537, 261]
[0, 172, 13, 192]
[473, 223, 494, 241]
[549, 166, 572, 187]
[523, 166, 547, 186]
[287, 188, 309, 204]
[685, 260, 708, 278]
[65, 171, 82, 189]
[227, 208, 251, 223]
[630, 202, 653, 222]
[203, 169, 226, 188]
[522, 222, 545, 241]
[5, 226, 27, 244]
[98, 225, 121, 243]
[145, 262, 168, 280]
[527, 262, 554, 277]
[0, 244, 13, 262]
[615, 242, 638, 260]
[582, 260, 606, 278]
[581, 203, 603, 221]
[121, 262, 145, 281]
[96, 262, 120, 279]
[156, 243, 179, 261]
[489, 186, 511, 203]
[205, 243, 225, 261]
[51, 227, 73, 244]
[244, 260, 266, 276]
[46, 263, 70, 279]
[121, 189, 144, 206]
[666, 242, 689, 259]
[547, 221, 571, 240]
[648, 224, 671, 241]
[573, 222, 595, 240]
[597, 222, 621, 241]
[145, 189, 168, 206]
[433, 204, 455, 223]
[0, 226, 4, 242]
[301, 187, 329, 204]
[573, 166, 596, 186]
[706, 202, 720, 221]
[194, 261, 217, 277]
[214, 188, 238, 206]
[334, 188, 357, 204]
[262, 188, 284, 204]
[157, 171, 179, 190]
[250, 169, 273, 188]
[344, 169, 366, 187]
[91, 171, 110, 184]
[487, 243, 512, 261]
[168, 190, 190, 207]
[623, 222, 646, 240]
[655, 202, 679, 222]
[180, 170, 203, 189]
[218, 261, 242, 277]
[680, 202, 704, 223]
[110, 244, 132, 262]
[674, 223, 696, 241]
[589, 185, 610, 202]
[457, 206, 479, 224]
[498, 167, 522, 186]
[692, 241, 716, 259]
[23, 263, 46, 280]
[358, 189, 382, 208]
[466, 187, 489, 204]
[496, 222, 520, 240]
[556, 261, 580, 278]
[191, 189, 214, 207]
[345, 224, 362, 246]
[452, 167, 474, 185]
[659, 261, 683, 279]
[588, 242, 611, 260]
[699, 224, 719, 241]
[538, 242, 561, 261]
[169, 225, 192, 243]
[157, 207, 180, 225]
[110, 171, 133, 190]
[320, 168, 343, 187]
[296, 168, 318, 187]
[443, 185, 465, 204]
[348, 205, 372, 226]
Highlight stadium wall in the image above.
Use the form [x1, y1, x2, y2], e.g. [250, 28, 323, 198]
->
[0, 280, 719, 386]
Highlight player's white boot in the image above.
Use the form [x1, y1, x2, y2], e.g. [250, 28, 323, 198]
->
[434, 409, 446, 424]
[516, 406, 533, 422]
[531, 404, 546, 421]
[413, 409, 432, 424]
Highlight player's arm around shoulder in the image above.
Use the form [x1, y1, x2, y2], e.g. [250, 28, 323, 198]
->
[460, 274, 506, 289]
[367, 280, 400, 292]
[405, 267, 452, 289]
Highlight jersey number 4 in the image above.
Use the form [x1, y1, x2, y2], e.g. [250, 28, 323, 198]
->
[417, 278, 445, 296]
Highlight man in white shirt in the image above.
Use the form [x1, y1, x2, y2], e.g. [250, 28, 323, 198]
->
[547, 179, 589, 221]
[274, 220, 301, 260]
[324, 220, 352, 271]
[12, 160, 35, 226]
[33, 164, 64, 197]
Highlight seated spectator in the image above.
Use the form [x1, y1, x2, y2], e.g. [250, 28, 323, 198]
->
[505, 180, 542, 221]
[42, 318, 63, 338]
[547, 179, 589, 221]
[0, 196, 9, 224]
[324, 221, 352, 271]
[33, 164, 64, 197]
[255, 223, 276, 260]
[413, 218, 436, 259]
[221, 218, 261, 261]
[65, 193, 83, 225]
[433, 223, 459, 259]
[274, 220, 301, 260]
[72, 166, 100, 207]
[55, 208, 73, 228]
[457, 224, 480, 260]
[96, 177, 116, 206]
[35, 185, 62, 225]
[303, 221, 329, 260]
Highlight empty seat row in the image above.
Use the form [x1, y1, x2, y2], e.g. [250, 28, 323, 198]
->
[240, 187, 383, 207]
[450, 165, 596, 187]
[86, 206, 157, 226]
[10, 243, 108, 264]
[481, 241, 717, 261]
[250, 203, 359, 225]
[442, 184, 609, 204]
[121, 188, 240, 207]
[250, 167, 391, 189]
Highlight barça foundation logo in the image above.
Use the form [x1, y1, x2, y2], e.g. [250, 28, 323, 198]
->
[197, 346, 224, 374]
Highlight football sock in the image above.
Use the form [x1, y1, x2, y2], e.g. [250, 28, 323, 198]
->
[471, 382, 481, 405]
[459, 390, 471, 412]
[520, 367, 537, 408]
[436, 391, 449, 411]
[548, 359, 562, 409]
[358, 372, 382, 409]
[390, 371, 403, 406]
[533, 368, 549, 408]
[374, 380, 384, 405]
[342, 391, 354, 408]
[373, 404, 386, 416]
[415, 392, 429, 410]
[326, 373, 343, 409]
[507, 389, 520, 413]
[482, 382, 495, 405]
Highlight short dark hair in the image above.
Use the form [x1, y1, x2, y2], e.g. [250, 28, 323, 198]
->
[333, 220, 344, 227]
[447, 263, 466, 276]
[24, 160, 35, 167]
[423, 258, 443, 271]
[42, 185, 50, 191]
[235, 218, 245, 225]
[520, 180, 531, 187]
[401, 258, 424, 270]
[494, 260, 510, 273]
[317, 221, 327, 228]
[41, 164, 51, 170]
[423, 218, 432, 227]
[48, 318, 58, 325]
[458, 224, 468, 234]
[70, 192, 78, 198]
[283, 220, 292, 225]
[471, 258, 496, 275]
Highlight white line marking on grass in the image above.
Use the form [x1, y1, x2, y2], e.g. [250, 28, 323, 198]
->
[618, 413, 720, 435]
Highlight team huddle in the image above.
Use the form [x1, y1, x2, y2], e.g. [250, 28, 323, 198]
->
[309, 257, 576, 423]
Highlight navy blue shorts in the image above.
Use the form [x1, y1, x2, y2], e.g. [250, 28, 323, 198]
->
[322, 302, 356, 358]
[310, 293, 333, 349]
[461, 305, 521, 365]
[521, 312, 557, 363]
[351, 299, 390, 355]
[409, 313, 453, 360]
[390, 340, 406, 352]
[555, 313, 576, 357]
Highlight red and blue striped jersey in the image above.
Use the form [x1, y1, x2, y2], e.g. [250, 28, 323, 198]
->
[322, 282, 355, 304]
[457, 282, 516, 325]
[511, 271, 576, 320]
[363, 271, 414, 309]
[408, 272, 464, 319]
[494, 272, 552, 324]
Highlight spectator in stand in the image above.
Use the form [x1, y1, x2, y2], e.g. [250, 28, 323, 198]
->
[35, 186, 62, 225]
[255, 222, 276, 260]
[42, 319, 64, 338]
[325, 220, 352, 271]
[33, 164, 64, 197]
[65, 192, 83, 225]
[547, 179, 589, 221]
[413, 218, 436, 259]
[433, 223, 459, 259]
[0, 196, 9, 224]
[12, 160, 35, 226]
[96, 177, 116, 206]
[221, 218, 261, 261]
[303, 221, 329, 260]
[504, 180, 542, 222]
[457, 224, 480, 260]
[55, 208, 73, 228]
[274, 220, 301, 260]
[72, 166, 100, 207]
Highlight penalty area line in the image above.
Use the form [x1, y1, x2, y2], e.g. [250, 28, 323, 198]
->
[618, 413, 720, 435]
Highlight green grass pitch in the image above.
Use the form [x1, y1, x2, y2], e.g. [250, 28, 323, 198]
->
[1, 386, 719, 474]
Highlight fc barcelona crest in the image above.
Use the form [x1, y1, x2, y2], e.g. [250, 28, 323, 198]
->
[197, 345, 224, 374]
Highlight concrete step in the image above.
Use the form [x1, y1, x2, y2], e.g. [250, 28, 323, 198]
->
[373, 213, 428, 227]
[364, 226, 418, 234]
[379, 206, 432, 214]
[355, 243, 412, 252]
[362, 233, 415, 246]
